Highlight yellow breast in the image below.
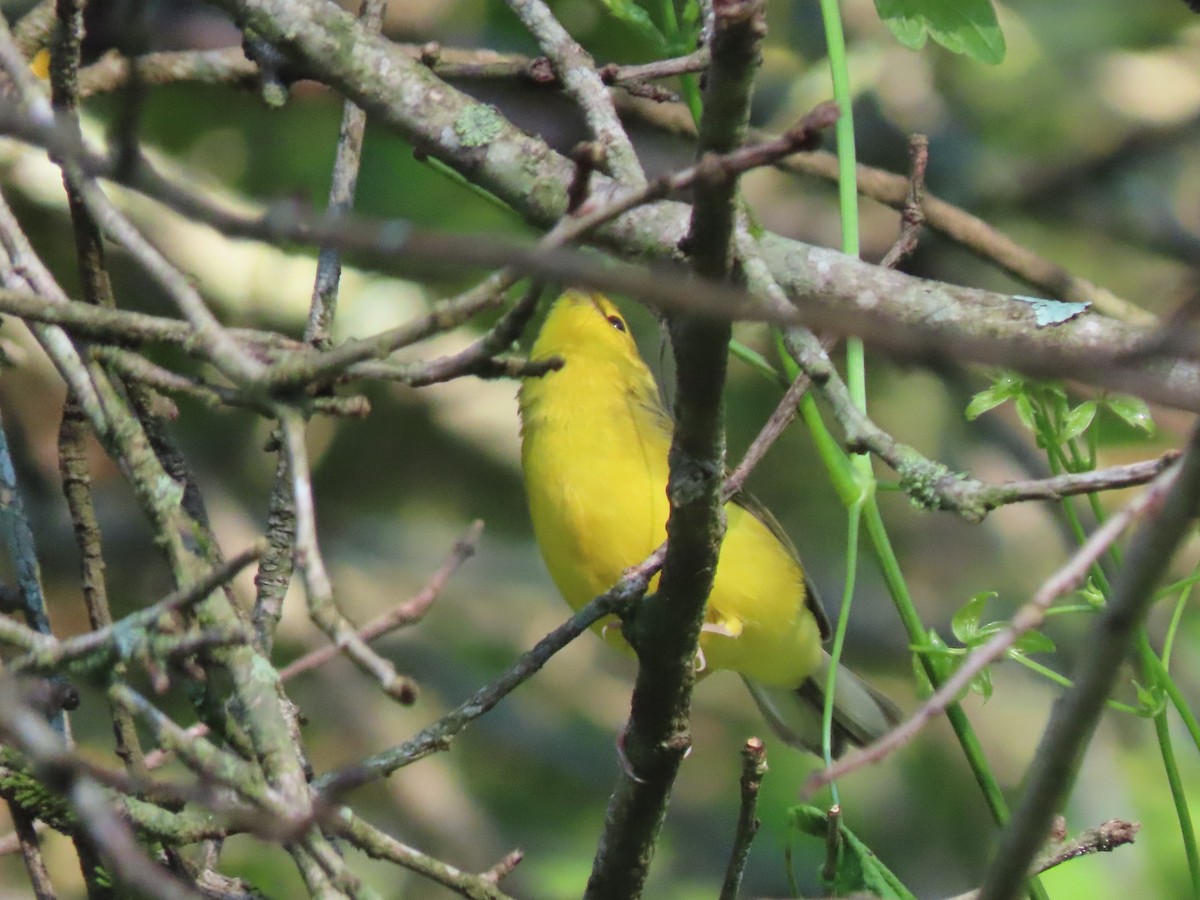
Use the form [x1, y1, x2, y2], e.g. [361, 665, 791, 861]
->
[518, 292, 821, 688]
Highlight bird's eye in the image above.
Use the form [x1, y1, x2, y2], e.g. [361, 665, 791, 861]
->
[606, 314, 627, 333]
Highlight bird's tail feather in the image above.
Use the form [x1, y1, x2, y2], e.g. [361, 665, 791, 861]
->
[741, 652, 900, 758]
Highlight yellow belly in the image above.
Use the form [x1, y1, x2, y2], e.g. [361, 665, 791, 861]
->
[518, 314, 821, 690]
[522, 408, 819, 687]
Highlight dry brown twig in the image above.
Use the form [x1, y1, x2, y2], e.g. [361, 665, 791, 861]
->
[879, 133, 929, 270]
[39, 32, 1151, 329]
[944, 818, 1141, 900]
[140, 520, 484, 770]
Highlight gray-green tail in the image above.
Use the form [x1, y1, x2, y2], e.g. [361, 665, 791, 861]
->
[741, 652, 900, 758]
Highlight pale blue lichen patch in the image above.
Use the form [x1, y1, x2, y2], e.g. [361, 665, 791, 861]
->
[1012, 295, 1090, 327]
[454, 104, 504, 148]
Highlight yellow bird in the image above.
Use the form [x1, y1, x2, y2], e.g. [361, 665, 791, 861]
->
[518, 291, 897, 756]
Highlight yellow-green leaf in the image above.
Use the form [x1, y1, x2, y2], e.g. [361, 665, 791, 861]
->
[874, 0, 1006, 65]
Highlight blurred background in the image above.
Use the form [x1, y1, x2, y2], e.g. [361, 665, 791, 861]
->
[0, 0, 1198, 896]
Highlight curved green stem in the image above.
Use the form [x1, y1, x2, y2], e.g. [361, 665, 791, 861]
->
[659, 0, 702, 122]
[1140, 633, 1200, 752]
[822, 501, 863, 805]
[1143, 631, 1200, 896]
[1009, 655, 1141, 715]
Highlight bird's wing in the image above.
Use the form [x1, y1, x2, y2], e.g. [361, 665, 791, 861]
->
[728, 490, 832, 641]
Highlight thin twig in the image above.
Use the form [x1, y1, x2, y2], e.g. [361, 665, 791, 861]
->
[585, 4, 765, 896]
[7, 803, 55, 900]
[719, 737, 767, 900]
[279, 411, 417, 703]
[0, 286, 287, 349]
[480, 849, 524, 885]
[879, 133, 928, 270]
[355, 352, 557, 387]
[4, 544, 265, 673]
[980, 421, 1200, 900]
[785, 326, 1178, 520]
[58, 395, 151, 781]
[980, 454, 1179, 506]
[305, 0, 387, 349]
[358, 283, 547, 389]
[505, 0, 644, 185]
[568, 101, 838, 238]
[944, 819, 1141, 900]
[602, 49, 710, 84]
[0, 680, 200, 900]
[822, 804, 842, 884]
[724, 372, 813, 499]
[73, 43, 704, 102]
[315, 546, 663, 794]
[279, 519, 483, 681]
[261, 276, 515, 391]
[804, 458, 1181, 795]
[330, 809, 517, 900]
[1032, 818, 1140, 875]
[257, 0, 383, 672]
[769, 144, 1153, 326]
[44, 4, 117, 761]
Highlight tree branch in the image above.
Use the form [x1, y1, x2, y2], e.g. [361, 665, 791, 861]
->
[316, 547, 662, 794]
[505, 0, 644, 185]
[804, 458, 1182, 794]
[980, 420, 1200, 899]
[719, 737, 767, 900]
[585, 3, 763, 896]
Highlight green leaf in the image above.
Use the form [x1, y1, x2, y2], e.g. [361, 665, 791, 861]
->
[1060, 401, 1097, 443]
[790, 806, 919, 900]
[974, 620, 1008, 643]
[680, 0, 701, 31]
[952, 592, 994, 645]
[1014, 394, 1037, 432]
[1132, 680, 1166, 718]
[911, 628, 955, 656]
[1104, 394, 1156, 434]
[965, 386, 1008, 421]
[969, 666, 993, 701]
[965, 372, 1023, 420]
[1011, 630, 1056, 656]
[874, 0, 1006, 65]
[595, 0, 665, 46]
[1077, 581, 1106, 609]
[912, 629, 956, 697]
